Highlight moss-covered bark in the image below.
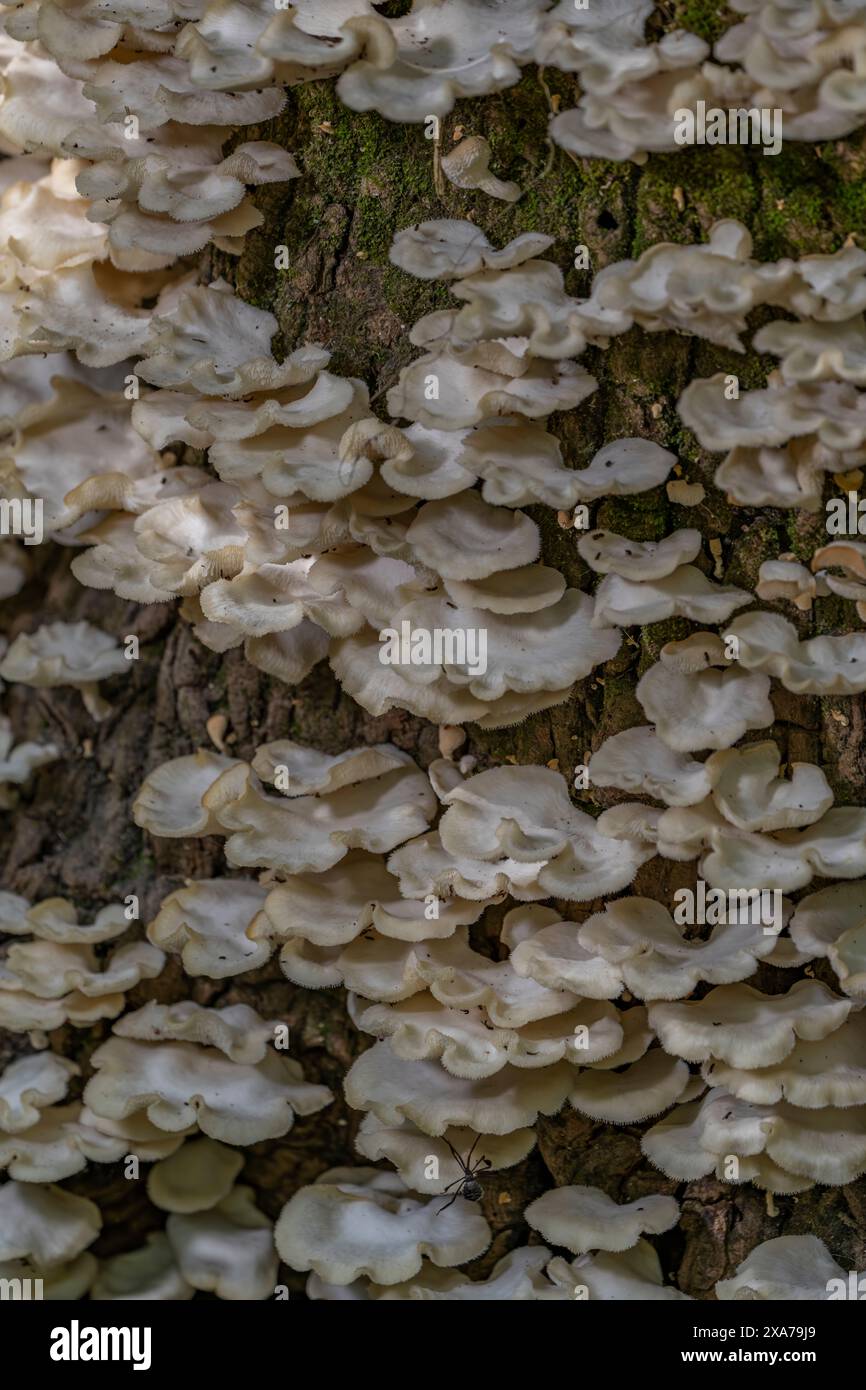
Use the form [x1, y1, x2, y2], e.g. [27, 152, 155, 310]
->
[4, 12, 866, 1293]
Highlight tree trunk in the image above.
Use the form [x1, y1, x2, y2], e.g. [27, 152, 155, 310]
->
[4, 39, 866, 1295]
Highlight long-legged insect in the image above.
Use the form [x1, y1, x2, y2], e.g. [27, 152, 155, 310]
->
[436, 1135, 492, 1214]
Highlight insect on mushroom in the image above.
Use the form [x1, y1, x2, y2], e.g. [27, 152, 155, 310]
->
[437, 1136, 492, 1214]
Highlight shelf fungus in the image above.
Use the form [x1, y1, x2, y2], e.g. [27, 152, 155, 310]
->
[83, 1002, 333, 1144]
[0, 620, 130, 719]
[276, 1167, 491, 1288]
[525, 1184, 680, 1257]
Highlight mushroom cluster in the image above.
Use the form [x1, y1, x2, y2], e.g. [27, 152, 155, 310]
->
[12, 0, 865, 170]
[549, 0, 866, 163]
[51, 221, 692, 726]
[0, 892, 164, 1035]
[125, 721, 866, 1289]
[0, 12, 294, 270]
[4, 0, 866, 1304]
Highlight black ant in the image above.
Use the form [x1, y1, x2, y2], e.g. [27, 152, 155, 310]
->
[436, 1136, 492, 1214]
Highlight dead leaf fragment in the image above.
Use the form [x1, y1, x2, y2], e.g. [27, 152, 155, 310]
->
[667, 480, 706, 507]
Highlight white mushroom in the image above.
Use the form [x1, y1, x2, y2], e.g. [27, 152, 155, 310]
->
[588, 727, 711, 807]
[167, 1185, 278, 1300]
[147, 879, 271, 978]
[716, 1235, 855, 1302]
[525, 1184, 679, 1256]
[345, 1041, 572, 1136]
[637, 662, 774, 751]
[440, 136, 520, 202]
[147, 1137, 244, 1215]
[544, 1241, 691, 1301]
[568, 438, 677, 500]
[648, 980, 851, 1068]
[388, 220, 552, 282]
[0, 621, 130, 719]
[0, 1052, 79, 1132]
[578, 898, 778, 1000]
[354, 1112, 533, 1195]
[0, 1181, 101, 1269]
[578, 528, 701, 579]
[91, 1232, 193, 1302]
[725, 610, 866, 695]
[275, 1167, 490, 1286]
[83, 1036, 332, 1145]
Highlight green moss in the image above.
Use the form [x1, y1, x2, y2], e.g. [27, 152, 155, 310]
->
[596, 488, 670, 541]
[725, 516, 782, 590]
[640, 616, 692, 672]
[671, 0, 736, 44]
[632, 149, 757, 253]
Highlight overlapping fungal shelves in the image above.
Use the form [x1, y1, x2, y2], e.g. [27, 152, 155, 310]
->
[1, 0, 866, 1307]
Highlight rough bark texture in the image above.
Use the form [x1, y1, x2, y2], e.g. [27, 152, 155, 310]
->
[4, 0, 866, 1296]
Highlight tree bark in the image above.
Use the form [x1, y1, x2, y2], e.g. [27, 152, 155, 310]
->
[4, 43, 866, 1295]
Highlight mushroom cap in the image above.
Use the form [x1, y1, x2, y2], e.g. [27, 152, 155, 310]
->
[597, 563, 751, 627]
[545, 1240, 691, 1301]
[258, 849, 485, 948]
[502, 904, 622, 999]
[275, 1167, 491, 1286]
[147, 879, 271, 978]
[705, 1009, 866, 1109]
[705, 741, 833, 831]
[91, 1232, 194, 1302]
[790, 882, 866, 998]
[351, 990, 622, 1077]
[0, 1052, 79, 1133]
[525, 1184, 679, 1255]
[648, 980, 851, 1068]
[569, 1049, 691, 1124]
[715, 1235, 851, 1302]
[643, 1086, 866, 1186]
[211, 758, 436, 874]
[83, 1036, 332, 1145]
[578, 897, 778, 1000]
[133, 750, 241, 837]
[0, 938, 165, 1000]
[569, 438, 676, 500]
[440, 136, 520, 203]
[0, 620, 128, 688]
[147, 1137, 244, 1214]
[167, 1185, 278, 1300]
[725, 610, 866, 694]
[405, 491, 540, 580]
[354, 1112, 533, 1194]
[345, 1040, 573, 1136]
[22, 898, 129, 946]
[137, 279, 316, 397]
[588, 726, 711, 806]
[114, 999, 282, 1064]
[578, 527, 701, 579]
[0, 1103, 137, 1182]
[389, 220, 552, 281]
[0, 1181, 101, 1269]
[375, 1245, 553, 1300]
[637, 662, 774, 752]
